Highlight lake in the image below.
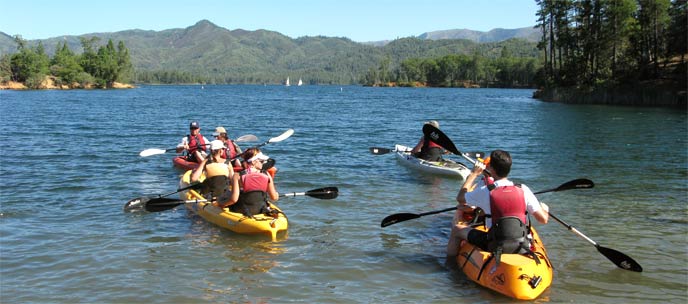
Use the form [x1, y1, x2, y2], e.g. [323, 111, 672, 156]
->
[1, 85, 686, 303]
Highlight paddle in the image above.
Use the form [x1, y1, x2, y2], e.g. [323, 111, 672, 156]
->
[380, 179, 594, 227]
[368, 147, 412, 155]
[132, 186, 338, 213]
[369, 146, 485, 160]
[280, 187, 339, 199]
[123, 182, 202, 212]
[546, 206, 643, 272]
[139, 134, 259, 157]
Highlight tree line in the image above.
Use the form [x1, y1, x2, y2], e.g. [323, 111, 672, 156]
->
[0, 36, 133, 88]
[362, 49, 540, 88]
[535, 0, 686, 88]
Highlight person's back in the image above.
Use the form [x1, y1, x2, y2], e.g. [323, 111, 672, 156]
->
[447, 150, 549, 256]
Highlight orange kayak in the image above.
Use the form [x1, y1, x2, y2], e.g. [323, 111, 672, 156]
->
[455, 223, 553, 300]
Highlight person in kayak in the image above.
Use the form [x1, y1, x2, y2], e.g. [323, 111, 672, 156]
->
[411, 120, 446, 161]
[446, 149, 550, 257]
[176, 121, 210, 163]
[212, 126, 242, 168]
[191, 140, 234, 200]
[214, 147, 279, 216]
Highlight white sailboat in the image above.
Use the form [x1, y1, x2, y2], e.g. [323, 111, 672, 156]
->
[285, 77, 290, 86]
[298, 78, 303, 86]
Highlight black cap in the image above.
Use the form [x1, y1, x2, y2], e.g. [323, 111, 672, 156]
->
[190, 121, 200, 129]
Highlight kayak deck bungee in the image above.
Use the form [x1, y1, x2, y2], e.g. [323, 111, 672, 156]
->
[179, 170, 288, 241]
[455, 220, 553, 300]
[394, 144, 470, 179]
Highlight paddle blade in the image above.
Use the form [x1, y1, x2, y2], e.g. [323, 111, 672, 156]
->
[262, 158, 276, 172]
[140, 148, 166, 157]
[369, 147, 393, 155]
[143, 197, 186, 212]
[235, 134, 258, 142]
[381, 213, 421, 227]
[269, 129, 294, 143]
[422, 124, 461, 156]
[557, 178, 594, 191]
[305, 187, 339, 199]
[124, 197, 150, 212]
[597, 245, 643, 272]
[534, 178, 595, 194]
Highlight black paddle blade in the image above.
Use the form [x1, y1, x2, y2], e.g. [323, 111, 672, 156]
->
[369, 147, 392, 155]
[557, 178, 594, 191]
[381, 213, 421, 227]
[597, 245, 643, 272]
[262, 158, 276, 172]
[306, 187, 339, 199]
[123, 197, 151, 212]
[143, 197, 186, 212]
[534, 178, 595, 194]
[422, 124, 461, 155]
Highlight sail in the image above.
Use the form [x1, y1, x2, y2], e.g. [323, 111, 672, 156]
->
[298, 78, 303, 86]
[285, 77, 290, 86]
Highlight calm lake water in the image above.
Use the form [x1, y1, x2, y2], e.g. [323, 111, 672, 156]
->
[1, 85, 686, 303]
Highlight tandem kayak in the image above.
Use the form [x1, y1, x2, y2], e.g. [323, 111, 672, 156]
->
[179, 170, 288, 241]
[455, 222, 553, 300]
[394, 144, 470, 179]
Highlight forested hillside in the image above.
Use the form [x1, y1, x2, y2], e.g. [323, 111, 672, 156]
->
[0, 20, 540, 85]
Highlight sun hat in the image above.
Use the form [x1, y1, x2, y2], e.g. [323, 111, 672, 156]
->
[247, 152, 270, 163]
[424, 120, 439, 128]
[210, 140, 225, 151]
[212, 126, 227, 136]
[190, 121, 200, 129]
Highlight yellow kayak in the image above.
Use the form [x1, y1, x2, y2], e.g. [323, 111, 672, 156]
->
[179, 170, 288, 241]
[455, 222, 553, 300]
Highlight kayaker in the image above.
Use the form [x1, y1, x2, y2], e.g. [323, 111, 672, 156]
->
[446, 149, 550, 257]
[212, 126, 242, 168]
[411, 120, 446, 161]
[214, 147, 279, 216]
[176, 121, 210, 163]
[191, 140, 234, 200]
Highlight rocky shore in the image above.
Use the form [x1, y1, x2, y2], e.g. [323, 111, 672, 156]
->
[0, 76, 135, 90]
[533, 86, 687, 108]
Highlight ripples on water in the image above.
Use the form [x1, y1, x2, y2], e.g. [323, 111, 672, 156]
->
[1, 86, 686, 303]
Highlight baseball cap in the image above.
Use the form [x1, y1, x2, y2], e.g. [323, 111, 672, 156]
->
[212, 126, 227, 136]
[190, 121, 200, 129]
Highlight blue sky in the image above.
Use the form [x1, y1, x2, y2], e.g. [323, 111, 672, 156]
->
[1, 0, 539, 42]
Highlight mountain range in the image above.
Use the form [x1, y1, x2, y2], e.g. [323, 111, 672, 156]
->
[0, 20, 539, 84]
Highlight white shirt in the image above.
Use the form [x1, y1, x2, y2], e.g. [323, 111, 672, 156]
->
[464, 178, 542, 228]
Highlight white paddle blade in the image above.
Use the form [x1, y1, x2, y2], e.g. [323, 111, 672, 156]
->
[139, 148, 166, 157]
[269, 129, 294, 143]
[235, 134, 259, 142]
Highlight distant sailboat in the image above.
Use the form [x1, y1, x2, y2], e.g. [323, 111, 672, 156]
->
[285, 77, 290, 86]
[298, 78, 303, 86]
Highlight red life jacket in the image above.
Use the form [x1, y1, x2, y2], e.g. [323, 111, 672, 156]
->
[187, 134, 207, 155]
[220, 139, 238, 160]
[489, 185, 527, 224]
[240, 169, 270, 192]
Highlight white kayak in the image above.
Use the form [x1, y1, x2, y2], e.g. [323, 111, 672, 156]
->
[394, 144, 470, 179]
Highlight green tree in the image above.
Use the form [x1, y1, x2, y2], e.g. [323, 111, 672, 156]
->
[51, 41, 83, 84]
